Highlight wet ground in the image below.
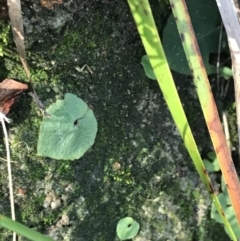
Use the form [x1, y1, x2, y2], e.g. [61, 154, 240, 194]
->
[0, 0, 231, 240]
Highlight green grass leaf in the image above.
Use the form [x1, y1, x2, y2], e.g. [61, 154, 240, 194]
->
[37, 93, 98, 160]
[0, 214, 54, 241]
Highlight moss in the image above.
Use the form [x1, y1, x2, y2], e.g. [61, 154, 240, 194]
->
[226, 102, 238, 148]
[0, 22, 10, 57]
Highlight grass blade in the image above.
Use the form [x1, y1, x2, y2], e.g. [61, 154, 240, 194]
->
[127, 0, 237, 239]
[0, 214, 54, 241]
[169, 0, 240, 226]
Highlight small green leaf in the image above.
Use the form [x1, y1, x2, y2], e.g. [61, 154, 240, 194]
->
[220, 66, 233, 80]
[116, 217, 140, 240]
[211, 193, 227, 224]
[211, 176, 240, 239]
[224, 206, 240, 239]
[203, 152, 220, 172]
[211, 192, 240, 239]
[37, 93, 98, 160]
[141, 55, 157, 80]
[206, 152, 216, 160]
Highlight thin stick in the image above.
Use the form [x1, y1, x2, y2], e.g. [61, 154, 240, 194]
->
[222, 111, 231, 150]
[28, 91, 50, 117]
[0, 112, 16, 241]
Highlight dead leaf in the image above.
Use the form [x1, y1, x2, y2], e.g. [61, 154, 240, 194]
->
[39, 0, 63, 9]
[0, 79, 28, 114]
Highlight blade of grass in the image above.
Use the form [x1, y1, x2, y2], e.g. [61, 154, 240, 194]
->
[0, 214, 54, 241]
[168, 0, 240, 225]
[127, 0, 237, 240]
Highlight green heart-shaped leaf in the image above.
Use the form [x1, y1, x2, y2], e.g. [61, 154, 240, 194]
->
[37, 93, 98, 160]
[116, 217, 140, 240]
[202, 152, 220, 172]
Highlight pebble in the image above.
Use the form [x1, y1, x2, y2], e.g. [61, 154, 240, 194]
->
[51, 199, 61, 210]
